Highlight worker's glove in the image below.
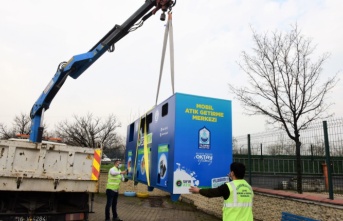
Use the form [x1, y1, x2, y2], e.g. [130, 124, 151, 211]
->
[121, 174, 129, 182]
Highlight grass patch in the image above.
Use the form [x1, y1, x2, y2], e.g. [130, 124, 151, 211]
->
[100, 163, 113, 172]
[100, 163, 127, 173]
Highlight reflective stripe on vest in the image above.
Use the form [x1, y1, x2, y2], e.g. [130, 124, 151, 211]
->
[106, 166, 121, 190]
[222, 180, 253, 221]
[223, 202, 253, 207]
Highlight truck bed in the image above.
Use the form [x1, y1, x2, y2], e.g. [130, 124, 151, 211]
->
[0, 139, 101, 192]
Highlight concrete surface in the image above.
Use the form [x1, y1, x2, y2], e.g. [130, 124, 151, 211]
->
[88, 193, 221, 221]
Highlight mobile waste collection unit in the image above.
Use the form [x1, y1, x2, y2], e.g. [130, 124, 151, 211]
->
[125, 93, 233, 201]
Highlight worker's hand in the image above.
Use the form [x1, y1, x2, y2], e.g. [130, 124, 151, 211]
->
[189, 186, 200, 194]
[121, 170, 127, 175]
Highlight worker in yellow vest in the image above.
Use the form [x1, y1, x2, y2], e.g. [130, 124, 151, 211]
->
[105, 159, 127, 221]
[189, 162, 253, 221]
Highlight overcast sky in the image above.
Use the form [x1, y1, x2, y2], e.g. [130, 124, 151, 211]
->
[1, 0, 342, 138]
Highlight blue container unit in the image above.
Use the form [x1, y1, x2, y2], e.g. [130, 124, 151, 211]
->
[125, 93, 232, 201]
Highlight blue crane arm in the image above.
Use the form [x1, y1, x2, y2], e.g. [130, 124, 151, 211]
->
[29, 0, 175, 142]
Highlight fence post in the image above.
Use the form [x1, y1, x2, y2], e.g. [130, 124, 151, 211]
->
[260, 143, 263, 160]
[248, 134, 252, 185]
[323, 121, 334, 200]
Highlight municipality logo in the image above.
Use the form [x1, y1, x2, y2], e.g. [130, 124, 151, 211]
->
[198, 127, 210, 149]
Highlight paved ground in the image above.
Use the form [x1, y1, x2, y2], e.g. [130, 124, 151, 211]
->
[88, 193, 221, 221]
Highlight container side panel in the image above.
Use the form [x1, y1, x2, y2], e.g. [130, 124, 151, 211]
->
[173, 93, 232, 194]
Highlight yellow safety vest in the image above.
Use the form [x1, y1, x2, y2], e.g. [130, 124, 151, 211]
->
[106, 166, 121, 191]
[222, 180, 253, 221]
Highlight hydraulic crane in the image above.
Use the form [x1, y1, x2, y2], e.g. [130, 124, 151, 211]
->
[29, 0, 176, 143]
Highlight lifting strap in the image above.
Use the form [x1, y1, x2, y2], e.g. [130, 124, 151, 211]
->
[155, 12, 175, 105]
[143, 116, 151, 186]
[132, 119, 141, 184]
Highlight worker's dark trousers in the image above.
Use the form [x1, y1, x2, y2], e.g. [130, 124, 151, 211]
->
[105, 189, 119, 220]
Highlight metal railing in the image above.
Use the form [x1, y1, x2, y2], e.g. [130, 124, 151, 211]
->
[233, 118, 343, 199]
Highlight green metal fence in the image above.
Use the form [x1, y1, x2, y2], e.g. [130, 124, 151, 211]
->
[233, 118, 343, 198]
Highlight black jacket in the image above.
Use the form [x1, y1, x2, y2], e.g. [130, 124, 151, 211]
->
[199, 183, 230, 200]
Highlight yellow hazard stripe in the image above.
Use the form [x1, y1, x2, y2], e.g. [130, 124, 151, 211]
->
[91, 149, 101, 180]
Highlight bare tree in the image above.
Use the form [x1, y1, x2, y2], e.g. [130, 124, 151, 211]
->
[13, 113, 31, 135]
[309, 138, 325, 156]
[284, 142, 296, 156]
[232, 137, 239, 154]
[55, 113, 122, 150]
[269, 133, 295, 155]
[0, 113, 31, 139]
[103, 135, 126, 160]
[229, 25, 339, 193]
[267, 144, 283, 155]
[0, 123, 15, 139]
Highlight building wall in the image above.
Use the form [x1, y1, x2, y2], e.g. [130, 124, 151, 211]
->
[99, 173, 343, 220]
